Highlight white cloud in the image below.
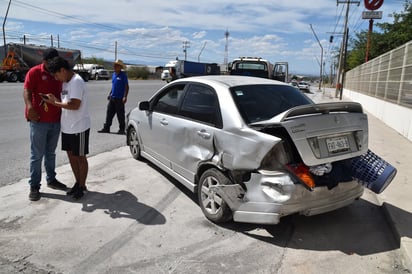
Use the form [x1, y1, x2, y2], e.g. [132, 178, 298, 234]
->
[0, 0, 405, 74]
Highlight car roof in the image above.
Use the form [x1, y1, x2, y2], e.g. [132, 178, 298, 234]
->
[172, 75, 289, 88]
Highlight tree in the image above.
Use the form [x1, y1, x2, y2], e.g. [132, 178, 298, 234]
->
[376, 0, 412, 50]
[346, 0, 412, 69]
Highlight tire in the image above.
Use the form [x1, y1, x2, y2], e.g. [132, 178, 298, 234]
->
[127, 126, 142, 160]
[197, 168, 233, 223]
[19, 72, 26, 82]
[7, 72, 18, 82]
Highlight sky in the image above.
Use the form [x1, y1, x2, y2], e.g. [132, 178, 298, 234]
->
[0, 0, 407, 75]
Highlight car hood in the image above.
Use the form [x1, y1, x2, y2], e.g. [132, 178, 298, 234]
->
[250, 102, 369, 166]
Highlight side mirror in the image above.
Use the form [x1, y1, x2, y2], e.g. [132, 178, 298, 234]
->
[139, 101, 150, 111]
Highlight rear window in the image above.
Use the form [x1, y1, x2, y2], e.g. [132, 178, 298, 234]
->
[234, 62, 267, 71]
[230, 84, 313, 124]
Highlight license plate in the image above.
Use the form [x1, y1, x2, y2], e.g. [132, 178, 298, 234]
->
[326, 136, 350, 153]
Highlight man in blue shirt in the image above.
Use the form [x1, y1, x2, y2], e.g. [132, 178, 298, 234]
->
[98, 60, 129, 135]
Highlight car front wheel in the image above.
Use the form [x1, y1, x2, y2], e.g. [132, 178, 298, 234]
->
[198, 168, 233, 223]
[127, 127, 142, 160]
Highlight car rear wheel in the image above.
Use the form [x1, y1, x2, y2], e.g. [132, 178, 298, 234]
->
[128, 127, 142, 160]
[198, 168, 233, 223]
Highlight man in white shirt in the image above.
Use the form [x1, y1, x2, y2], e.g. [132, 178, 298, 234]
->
[42, 56, 91, 199]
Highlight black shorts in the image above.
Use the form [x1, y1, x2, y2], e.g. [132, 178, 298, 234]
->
[61, 129, 90, 156]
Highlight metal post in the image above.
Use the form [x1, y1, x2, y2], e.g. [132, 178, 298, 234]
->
[2, 0, 12, 58]
[340, 27, 349, 100]
[183, 41, 190, 61]
[336, 0, 360, 98]
[365, 19, 374, 62]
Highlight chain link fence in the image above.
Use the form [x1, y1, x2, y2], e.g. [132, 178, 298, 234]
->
[345, 41, 412, 108]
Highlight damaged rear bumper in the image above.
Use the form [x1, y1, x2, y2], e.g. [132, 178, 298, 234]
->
[214, 172, 364, 225]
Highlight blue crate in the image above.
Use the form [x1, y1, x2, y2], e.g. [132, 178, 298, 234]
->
[351, 149, 397, 194]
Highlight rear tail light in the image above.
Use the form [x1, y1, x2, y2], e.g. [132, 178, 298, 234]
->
[286, 163, 315, 190]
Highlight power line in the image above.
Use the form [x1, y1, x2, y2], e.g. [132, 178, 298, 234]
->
[9, 0, 121, 32]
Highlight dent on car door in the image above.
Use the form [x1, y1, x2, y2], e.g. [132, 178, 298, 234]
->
[170, 84, 222, 182]
[139, 84, 186, 168]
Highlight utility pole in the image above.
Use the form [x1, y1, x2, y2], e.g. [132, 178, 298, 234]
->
[182, 41, 190, 61]
[340, 27, 349, 100]
[115, 41, 117, 61]
[224, 29, 230, 67]
[310, 24, 323, 92]
[335, 0, 360, 98]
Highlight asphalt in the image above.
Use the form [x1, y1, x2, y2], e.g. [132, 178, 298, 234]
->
[0, 87, 411, 272]
[312, 87, 412, 271]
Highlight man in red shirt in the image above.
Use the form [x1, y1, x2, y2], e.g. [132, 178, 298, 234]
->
[23, 48, 67, 201]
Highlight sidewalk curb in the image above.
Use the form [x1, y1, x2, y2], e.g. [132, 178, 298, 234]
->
[380, 200, 412, 271]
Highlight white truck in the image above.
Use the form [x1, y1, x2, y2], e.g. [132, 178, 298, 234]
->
[228, 57, 289, 82]
[73, 63, 110, 80]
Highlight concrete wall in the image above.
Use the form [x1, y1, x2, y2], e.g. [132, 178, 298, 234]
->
[344, 88, 412, 142]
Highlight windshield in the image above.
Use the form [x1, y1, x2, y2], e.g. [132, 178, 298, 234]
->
[230, 84, 313, 124]
[233, 61, 267, 71]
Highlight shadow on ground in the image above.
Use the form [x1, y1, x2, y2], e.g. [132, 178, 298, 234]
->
[218, 199, 412, 256]
[42, 190, 166, 225]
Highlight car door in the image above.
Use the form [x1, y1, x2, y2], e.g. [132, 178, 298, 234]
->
[138, 83, 187, 168]
[168, 83, 222, 182]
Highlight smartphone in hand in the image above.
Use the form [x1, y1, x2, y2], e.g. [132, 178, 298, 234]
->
[39, 93, 49, 100]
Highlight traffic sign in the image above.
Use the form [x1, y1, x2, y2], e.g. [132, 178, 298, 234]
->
[364, 0, 384, 11]
[362, 11, 383, 19]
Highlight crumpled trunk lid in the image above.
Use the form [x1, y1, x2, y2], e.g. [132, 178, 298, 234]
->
[251, 102, 368, 166]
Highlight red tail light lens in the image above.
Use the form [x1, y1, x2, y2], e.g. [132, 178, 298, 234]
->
[286, 163, 315, 190]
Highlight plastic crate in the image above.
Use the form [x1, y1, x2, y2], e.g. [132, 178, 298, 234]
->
[350, 149, 397, 194]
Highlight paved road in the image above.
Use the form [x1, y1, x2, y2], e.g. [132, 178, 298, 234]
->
[0, 80, 164, 186]
[0, 145, 406, 273]
[0, 84, 408, 273]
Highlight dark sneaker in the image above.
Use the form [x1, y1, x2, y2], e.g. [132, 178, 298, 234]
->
[66, 182, 79, 196]
[98, 128, 110, 133]
[29, 187, 40, 201]
[47, 179, 67, 190]
[117, 130, 125, 135]
[72, 187, 84, 199]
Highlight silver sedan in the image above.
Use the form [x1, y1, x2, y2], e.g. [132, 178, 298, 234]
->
[126, 75, 370, 224]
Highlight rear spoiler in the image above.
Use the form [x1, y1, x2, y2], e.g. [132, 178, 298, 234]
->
[281, 102, 363, 122]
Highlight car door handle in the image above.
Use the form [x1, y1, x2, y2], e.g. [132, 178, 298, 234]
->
[160, 119, 168, 126]
[197, 129, 211, 139]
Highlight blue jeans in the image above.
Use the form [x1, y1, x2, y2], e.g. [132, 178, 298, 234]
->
[29, 121, 60, 188]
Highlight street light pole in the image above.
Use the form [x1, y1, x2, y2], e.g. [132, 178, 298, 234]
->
[310, 24, 323, 92]
[2, 0, 12, 58]
[198, 41, 206, 62]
